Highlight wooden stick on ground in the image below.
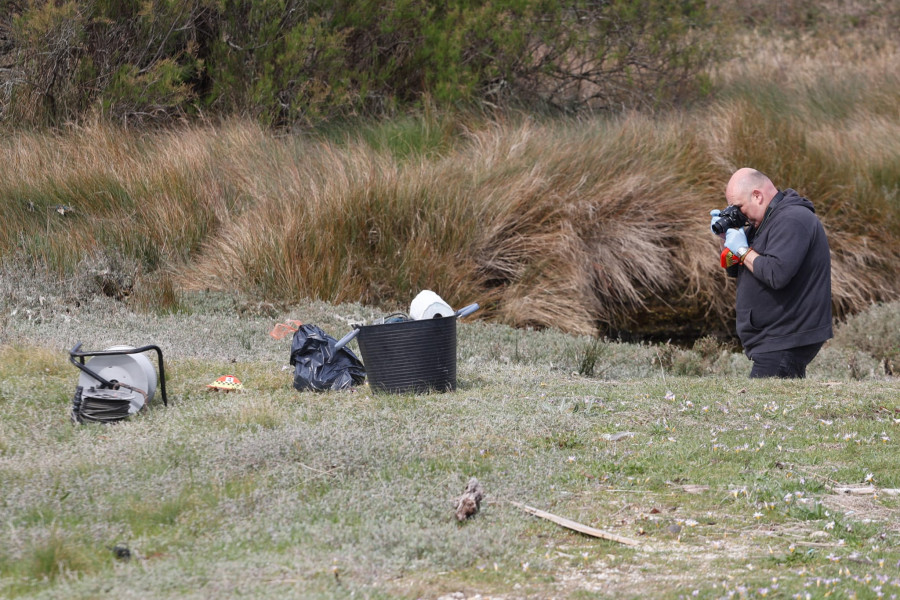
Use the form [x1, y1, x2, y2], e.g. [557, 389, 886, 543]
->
[509, 501, 640, 547]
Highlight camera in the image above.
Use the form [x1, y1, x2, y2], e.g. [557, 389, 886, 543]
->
[711, 205, 748, 235]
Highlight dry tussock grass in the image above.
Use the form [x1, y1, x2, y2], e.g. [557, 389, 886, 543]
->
[0, 120, 234, 275]
[702, 101, 900, 315]
[4, 109, 897, 339]
[171, 115, 736, 337]
[463, 116, 728, 336]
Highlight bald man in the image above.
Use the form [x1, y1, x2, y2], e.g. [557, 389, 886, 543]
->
[710, 168, 833, 378]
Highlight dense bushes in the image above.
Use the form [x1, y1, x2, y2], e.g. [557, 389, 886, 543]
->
[0, 0, 718, 127]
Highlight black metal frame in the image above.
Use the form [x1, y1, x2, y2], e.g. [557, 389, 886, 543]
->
[69, 342, 168, 406]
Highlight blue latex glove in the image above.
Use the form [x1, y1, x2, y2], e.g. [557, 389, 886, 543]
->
[724, 227, 749, 255]
[709, 209, 721, 233]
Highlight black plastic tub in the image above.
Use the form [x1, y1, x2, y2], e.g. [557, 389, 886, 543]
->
[355, 316, 457, 394]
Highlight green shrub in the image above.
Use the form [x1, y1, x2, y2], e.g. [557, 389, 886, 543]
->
[1, 0, 720, 127]
[4, 0, 204, 126]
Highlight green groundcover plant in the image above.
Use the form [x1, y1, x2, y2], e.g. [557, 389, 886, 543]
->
[0, 290, 898, 599]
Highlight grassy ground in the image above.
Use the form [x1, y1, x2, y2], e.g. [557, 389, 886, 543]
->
[1, 292, 898, 599]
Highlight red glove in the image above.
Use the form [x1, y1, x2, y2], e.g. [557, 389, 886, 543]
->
[721, 248, 743, 268]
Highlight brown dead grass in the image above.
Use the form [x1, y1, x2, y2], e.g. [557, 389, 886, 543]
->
[463, 115, 728, 336]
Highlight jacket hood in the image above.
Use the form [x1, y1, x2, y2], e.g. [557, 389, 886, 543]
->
[775, 188, 815, 214]
[750, 188, 814, 240]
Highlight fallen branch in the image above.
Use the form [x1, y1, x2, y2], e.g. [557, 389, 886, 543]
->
[298, 463, 343, 480]
[509, 501, 640, 546]
[787, 464, 842, 488]
[792, 540, 852, 549]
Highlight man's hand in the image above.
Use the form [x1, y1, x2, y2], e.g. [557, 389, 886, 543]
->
[724, 228, 749, 257]
[720, 228, 751, 268]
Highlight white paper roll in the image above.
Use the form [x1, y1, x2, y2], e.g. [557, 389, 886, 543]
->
[410, 290, 454, 320]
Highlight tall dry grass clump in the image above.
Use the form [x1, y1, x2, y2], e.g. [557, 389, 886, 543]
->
[460, 116, 728, 336]
[177, 124, 487, 308]
[0, 120, 236, 276]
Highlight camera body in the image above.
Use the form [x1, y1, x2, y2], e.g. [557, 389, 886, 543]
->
[711, 205, 748, 235]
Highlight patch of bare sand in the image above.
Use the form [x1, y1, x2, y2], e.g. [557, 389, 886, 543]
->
[549, 538, 758, 597]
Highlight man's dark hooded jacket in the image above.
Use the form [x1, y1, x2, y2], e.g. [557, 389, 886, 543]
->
[733, 188, 833, 357]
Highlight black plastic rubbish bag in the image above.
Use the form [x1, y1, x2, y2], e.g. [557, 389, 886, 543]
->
[290, 324, 366, 392]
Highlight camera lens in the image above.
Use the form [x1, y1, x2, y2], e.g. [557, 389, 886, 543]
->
[711, 206, 746, 235]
